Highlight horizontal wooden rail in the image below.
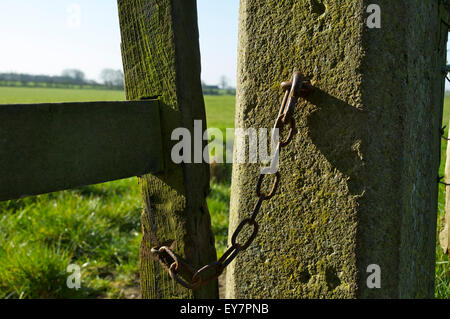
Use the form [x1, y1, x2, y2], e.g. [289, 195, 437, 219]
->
[0, 100, 163, 201]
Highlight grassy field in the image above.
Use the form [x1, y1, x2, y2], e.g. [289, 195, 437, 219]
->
[0, 86, 232, 298]
[0, 86, 448, 298]
[436, 94, 450, 298]
[0, 86, 125, 104]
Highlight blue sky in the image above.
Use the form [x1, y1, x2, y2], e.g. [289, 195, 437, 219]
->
[0, 1, 448, 89]
[0, 0, 239, 86]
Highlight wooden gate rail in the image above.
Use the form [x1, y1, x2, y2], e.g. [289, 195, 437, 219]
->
[0, 100, 163, 201]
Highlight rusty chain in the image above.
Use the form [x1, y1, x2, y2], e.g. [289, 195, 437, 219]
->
[151, 71, 311, 290]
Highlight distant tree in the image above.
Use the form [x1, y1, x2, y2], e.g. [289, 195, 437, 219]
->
[226, 88, 236, 96]
[219, 75, 229, 90]
[100, 69, 124, 88]
[61, 69, 85, 83]
[0, 71, 99, 88]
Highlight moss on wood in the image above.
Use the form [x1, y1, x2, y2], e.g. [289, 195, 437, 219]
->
[118, 0, 218, 299]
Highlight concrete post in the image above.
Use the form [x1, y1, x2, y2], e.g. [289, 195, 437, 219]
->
[226, 0, 447, 298]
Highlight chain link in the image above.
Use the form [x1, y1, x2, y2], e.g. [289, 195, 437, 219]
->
[151, 71, 311, 290]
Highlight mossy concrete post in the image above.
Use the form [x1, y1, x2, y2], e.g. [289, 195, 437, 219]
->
[117, 0, 218, 299]
[226, 0, 447, 298]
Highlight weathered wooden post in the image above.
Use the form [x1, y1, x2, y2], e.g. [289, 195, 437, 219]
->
[117, 0, 218, 298]
[226, 0, 448, 298]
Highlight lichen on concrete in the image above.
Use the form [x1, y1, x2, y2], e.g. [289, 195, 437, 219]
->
[226, 0, 446, 299]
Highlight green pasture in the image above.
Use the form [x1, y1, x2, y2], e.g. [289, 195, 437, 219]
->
[436, 94, 450, 298]
[0, 86, 125, 104]
[0, 86, 233, 298]
[0, 86, 448, 298]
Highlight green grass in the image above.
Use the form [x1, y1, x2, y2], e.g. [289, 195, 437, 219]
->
[0, 86, 125, 104]
[0, 86, 448, 298]
[435, 94, 450, 299]
[0, 87, 141, 298]
[204, 95, 236, 133]
[0, 179, 142, 298]
[203, 95, 235, 257]
[0, 86, 233, 299]
[207, 183, 231, 258]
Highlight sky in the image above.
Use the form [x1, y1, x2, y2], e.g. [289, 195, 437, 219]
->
[0, 1, 448, 89]
[0, 0, 239, 87]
